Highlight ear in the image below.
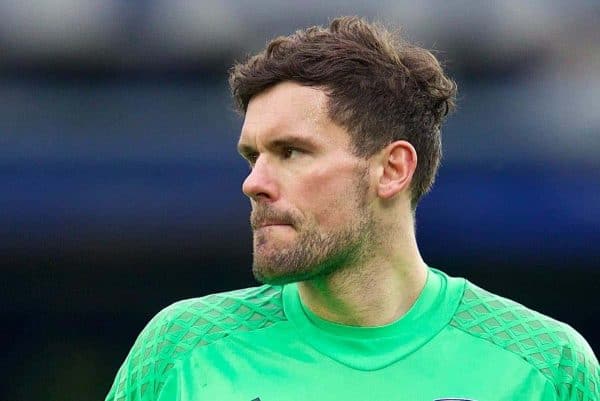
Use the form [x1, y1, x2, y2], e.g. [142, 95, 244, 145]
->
[377, 140, 417, 200]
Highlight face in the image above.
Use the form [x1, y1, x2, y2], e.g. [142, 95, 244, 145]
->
[238, 82, 375, 285]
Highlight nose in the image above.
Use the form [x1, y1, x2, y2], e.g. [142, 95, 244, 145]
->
[242, 156, 278, 202]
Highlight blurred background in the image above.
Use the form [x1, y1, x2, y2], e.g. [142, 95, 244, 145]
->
[1, 1, 599, 400]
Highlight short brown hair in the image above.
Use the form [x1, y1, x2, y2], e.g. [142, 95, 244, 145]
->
[229, 16, 457, 209]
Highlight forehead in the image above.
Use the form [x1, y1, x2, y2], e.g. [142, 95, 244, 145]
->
[239, 82, 340, 145]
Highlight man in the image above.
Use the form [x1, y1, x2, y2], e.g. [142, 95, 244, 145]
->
[106, 16, 598, 401]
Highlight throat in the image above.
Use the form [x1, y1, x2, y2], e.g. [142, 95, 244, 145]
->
[296, 261, 428, 327]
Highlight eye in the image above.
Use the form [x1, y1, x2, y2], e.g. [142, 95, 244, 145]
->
[245, 152, 258, 168]
[282, 147, 301, 159]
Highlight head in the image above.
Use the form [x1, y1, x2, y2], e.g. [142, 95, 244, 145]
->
[230, 16, 456, 284]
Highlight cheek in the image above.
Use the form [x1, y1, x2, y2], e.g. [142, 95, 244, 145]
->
[293, 167, 360, 227]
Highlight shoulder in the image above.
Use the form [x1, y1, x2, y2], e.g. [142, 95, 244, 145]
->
[450, 281, 599, 400]
[144, 284, 286, 359]
[106, 284, 286, 401]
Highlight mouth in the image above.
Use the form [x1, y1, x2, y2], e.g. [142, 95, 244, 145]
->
[257, 223, 292, 228]
[253, 222, 294, 231]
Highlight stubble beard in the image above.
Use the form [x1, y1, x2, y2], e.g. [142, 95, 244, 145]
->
[251, 171, 374, 285]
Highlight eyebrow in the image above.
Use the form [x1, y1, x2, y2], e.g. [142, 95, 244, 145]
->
[237, 135, 319, 159]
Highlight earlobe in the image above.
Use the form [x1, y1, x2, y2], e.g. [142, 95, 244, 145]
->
[377, 141, 417, 200]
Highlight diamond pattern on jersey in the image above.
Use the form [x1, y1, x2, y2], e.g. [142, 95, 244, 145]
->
[108, 285, 286, 401]
[451, 283, 599, 401]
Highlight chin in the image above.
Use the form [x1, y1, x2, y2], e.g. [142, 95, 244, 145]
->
[252, 264, 317, 286]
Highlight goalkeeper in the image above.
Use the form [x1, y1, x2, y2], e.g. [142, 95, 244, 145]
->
[106, 16, 598, 401]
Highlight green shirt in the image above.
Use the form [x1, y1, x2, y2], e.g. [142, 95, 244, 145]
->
[106, 268, 599, 401]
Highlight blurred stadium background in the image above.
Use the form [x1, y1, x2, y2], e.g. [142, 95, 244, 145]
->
[1, 1, 598, 400]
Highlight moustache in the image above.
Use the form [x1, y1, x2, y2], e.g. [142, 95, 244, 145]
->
[250, 207, 297, 230]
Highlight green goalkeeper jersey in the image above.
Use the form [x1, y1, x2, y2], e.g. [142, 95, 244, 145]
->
[106, 268, 598, 401]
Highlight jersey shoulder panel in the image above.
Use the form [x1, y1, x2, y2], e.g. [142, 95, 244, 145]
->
[106, 284, 286, 401]
[450, 281, 599, 401]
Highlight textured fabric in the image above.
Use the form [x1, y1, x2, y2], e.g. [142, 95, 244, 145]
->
[106, 268, 599, 401]
[106, 286, 286, 401]
[451, 283, 599, 401]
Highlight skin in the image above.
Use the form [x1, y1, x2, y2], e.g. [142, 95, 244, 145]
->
[238, 81, 428, 327]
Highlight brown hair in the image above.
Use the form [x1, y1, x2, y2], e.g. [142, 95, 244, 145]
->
[229, 16, 457, 209]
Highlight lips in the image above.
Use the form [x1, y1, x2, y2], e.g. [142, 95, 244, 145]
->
[251, 208, 296, 230]
[256, 222, 291, 229]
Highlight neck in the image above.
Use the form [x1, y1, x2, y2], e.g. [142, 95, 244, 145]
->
[296, 232, 428, 327]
